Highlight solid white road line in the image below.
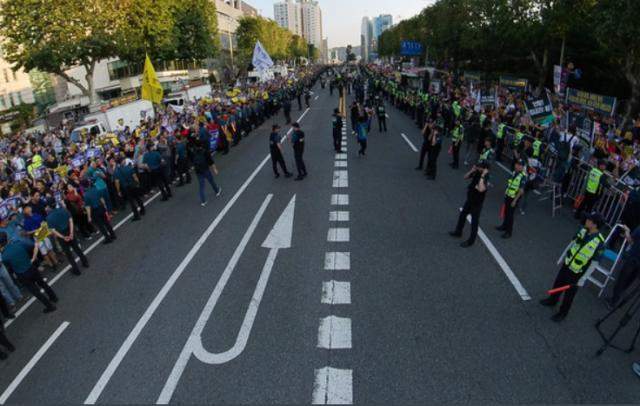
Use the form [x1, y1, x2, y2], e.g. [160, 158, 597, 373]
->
[330, 194, 349, 206]
[321, 281, 351, 305]
[85, 110, 310, 405]
[329, 211, 350, 222]
[400, 133, 418, 152]
[317, 316, 352, 349]
[327, 228, 350, 242]
[4, 192, 162, 329]
[334, 161, 348, 168]
[312, 367, 353, 404]
[324, 252, 350, 271]
[0, 321, 70, 404]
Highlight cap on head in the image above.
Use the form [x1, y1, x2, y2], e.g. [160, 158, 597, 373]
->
[585, 211, 604, 228]
[515, 159, 526, 167]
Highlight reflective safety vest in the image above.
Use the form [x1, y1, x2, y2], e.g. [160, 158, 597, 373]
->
[586, 167, 603, 194]
[532, 140, 542, 158]
[479, 147, 493, 162]
[505, 171, 525, 198]
[496, 124, 506, 139]
[513, 131, 525, 146]
[564, 228, 605, 273]
[452, 102, 461, 118]
[480, 114, 487, 126]
[452, 125, 464, 142]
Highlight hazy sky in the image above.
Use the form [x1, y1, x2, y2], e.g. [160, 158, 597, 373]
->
[246, 0, 432, 48]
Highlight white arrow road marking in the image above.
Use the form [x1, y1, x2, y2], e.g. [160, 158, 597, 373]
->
[321, 281, 351, 305]
[157, 195, 296, 404]
[317, 316, 352, 349]
[312, 367, 353, 404]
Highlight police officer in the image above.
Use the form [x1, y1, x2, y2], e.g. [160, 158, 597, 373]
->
[495, 119, 506, 162]
[377, 101, 387, 132]
[46, 201, 89, 275]
[425, 123, 443, 180]
[416, 122, 432, 170]
[478, 137, 495, 165]
[496, 159, 526, 239]
[114, 157, 145, 221]
[282, 97, 292, 124]
[142, 145, 172, 201]
[575, 160, 607, 220]
[84, 179, 117, 244]
[269, 125, 292, 179]
[449, 162, 490, 247]
[332, 108, 343, 153]
[0, 232, 57, 313]
[290, 122, 307, 181]
[450, 120, 464, 169]
[540, 212, 605, 321]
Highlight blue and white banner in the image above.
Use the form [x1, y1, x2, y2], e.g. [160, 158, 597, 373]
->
[252, 41, 274, 72]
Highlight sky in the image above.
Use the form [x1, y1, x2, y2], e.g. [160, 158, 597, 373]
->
[245, 0, 433, 48]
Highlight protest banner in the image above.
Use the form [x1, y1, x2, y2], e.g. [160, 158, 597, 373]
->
[565, 88, 617, 116]
[500, 76, 528, 92]
[525, 92, 555, 126]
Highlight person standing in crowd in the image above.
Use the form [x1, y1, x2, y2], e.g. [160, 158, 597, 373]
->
[416, 121, 432, 171]
[449, 162, 490, 247]
[114, 158, 145, 221]
[297, 90, 303, 111]
[0, 310, 15, 360]
[332, 109, 343, 153]
[357, 117, 368, 156]
[304, 88, 311, 108]
[540, 212, 605, 322]
[142, 145, 172, 202]
[377, 100, 387, 133]
[495, 119, 506, 162]
[283, 97, 292, 125]
[350, 102, 359, 135]
[0, 260, 22, 315]
[496, 159, 526, 239]
[290, 122, 307, 181]
[606, 224, 640, 307]
[174, 135, 192, 187]
[575, 159, 607, 220]
[83, 180, 117, 244]
[450, 120, 464, 169]
[425, 123, 443, 180]
[269, 125, 292, 179]
[46, 201, 88, 275]
[190, 140, 222, 207]
[0, 232, 57, 313]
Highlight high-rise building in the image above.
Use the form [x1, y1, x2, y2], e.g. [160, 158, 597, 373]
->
[360, 17, 373, 62]
[373, 14, 393, 40]
[274, 0, 323, 50]
[274, 0, 303, 37]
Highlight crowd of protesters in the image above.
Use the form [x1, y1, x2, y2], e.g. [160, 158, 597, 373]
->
[0, 65, 325, 360]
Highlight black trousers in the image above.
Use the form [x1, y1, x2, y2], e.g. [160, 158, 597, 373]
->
[284, 109, 292, 124]
[270, 149, 289, 176]
[57, 236, 87, 274]
[611, 257, 640, 304]
[17, 269, 56, 309]
[151, 170, 171, 199]
[501, 196, 517, 234]
[124, 186, 145, 218]
[495, 138, 504, 162]
[451, 142, 461, 168]
[91, 207, 116, 241]
[0, 321, 12, 353]
[294, 148, 307, 176]
[333, 130, 342, 152]
[546, 265, 583, 316]
[358, 139, 367, 155]
[425, 144, 441, 178]
[378, 117, 387, 132]
[455, 201, 483, 244]
[176, 158, 191, 185]
[0, 295, 12, 318]
[418, 142, 430, 169]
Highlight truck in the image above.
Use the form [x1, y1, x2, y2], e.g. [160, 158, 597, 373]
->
[163, 84, 212, 107]
[82, 99, 155, 132]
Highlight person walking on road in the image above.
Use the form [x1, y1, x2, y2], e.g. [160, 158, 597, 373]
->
[290, 122, 307, 181]
[449, 162, 490, 247]
[540, 212, 605, 322]
[46, 202, 89, 275]
[332, 108, 344, 153]
[357, 118, 368, 156]
[190, 140, 222, 207]
[142, 145, 172, 202]
[496, 159, 526, 239]
[83, 180, 117, 244]
[114, 158, 145, 221]
[0, 232, 57, 313]
[269, 125, 292, 179]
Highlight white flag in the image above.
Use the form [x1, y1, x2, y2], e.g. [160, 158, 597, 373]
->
[252, 41, 274, 72]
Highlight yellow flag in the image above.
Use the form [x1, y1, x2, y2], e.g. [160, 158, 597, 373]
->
[141, 54, 164, 104]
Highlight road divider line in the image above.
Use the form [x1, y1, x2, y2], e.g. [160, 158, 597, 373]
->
[324, 252, 350, 270]
[400, 133, 418, 152]
[317, 316, 352, 349]
[321, 281, 351, 305]
[327, 228, 350, 242]
[0, 321, 70, 404]
[85, 109, 310, 405]
[312, 367, 353, 404]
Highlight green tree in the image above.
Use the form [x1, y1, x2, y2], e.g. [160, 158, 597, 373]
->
[170, 0, 219, 61]
[236, 16, 299, 68]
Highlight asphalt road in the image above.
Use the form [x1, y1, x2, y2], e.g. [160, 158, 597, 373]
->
[0, 83, 639, 405]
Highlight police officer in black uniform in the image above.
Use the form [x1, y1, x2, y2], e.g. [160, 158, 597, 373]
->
[449, 162, 490, 247]
[415, 121, 431, 170]
[290, 122, 307, 181]
[269, 125, 292, 179]
[377, 101, 387, 132]
[282, 97, 292, 124]
[425, 122, 443, 180]
[332, 108, 343, 153]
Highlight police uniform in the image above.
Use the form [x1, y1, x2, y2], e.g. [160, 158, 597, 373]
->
[450, 165, 489, 247]
[332, 111, 343, 152]
[450, 122, 464, 169]
[425, 126, 442, 179]
[540, 215, 605, 321]
[495, 123, 506, 162]
[291, 126, 307, 180]
[377, 103, 387, 132]
[497, 164, 526, 238]
[269, 129, 291, 178]
[575, 164, 606, 219]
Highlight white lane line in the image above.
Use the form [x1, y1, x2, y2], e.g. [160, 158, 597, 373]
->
[317, 316, 352, 349]
[329, 211, 349, 222]
[314, 95, 319, 100]
[312, 367, 353, 404]
[324, 252, 350, 270]
[4, 192, 162, 329]
[327, 228, 350, 242]
[331, 194, 349, 206]
[335, 154, 347, 160]
[465, 215, 531, 301]
[385, 113, 390, 118]
[400, 133, 418, 152]
[321, 281, 351, 305]
[335, 161, 348, 168]
[333, 171, 349, 188]
[85, 109, 311, 405]
[0, 321, 70, 404]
